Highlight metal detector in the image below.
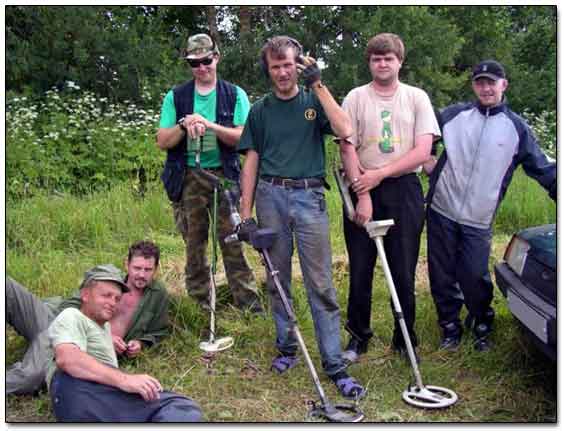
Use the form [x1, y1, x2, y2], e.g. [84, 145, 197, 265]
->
[224, 200, 364, 422]
[334, 168, 458, 409]
[193, 136, 234, 353]
[365, 220, 458, 409]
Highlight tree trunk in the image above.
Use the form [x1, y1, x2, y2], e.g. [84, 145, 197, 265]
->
[206, 6, 219, 43]
[239, 6, 251, 36]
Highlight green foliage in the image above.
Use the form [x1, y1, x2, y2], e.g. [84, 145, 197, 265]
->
[6, 6, 189, 103]
[6, 85, 165, 200]
[521, 110, 556, 159]
[505, 7, 556, 114]
[6, 5, 556, 115]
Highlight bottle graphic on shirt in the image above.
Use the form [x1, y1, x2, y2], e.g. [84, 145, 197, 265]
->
[379, 110, 394, 153]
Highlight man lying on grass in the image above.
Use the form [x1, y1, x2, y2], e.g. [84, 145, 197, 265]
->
[46, 264, 201, 422]
[6, 240, 169, 395]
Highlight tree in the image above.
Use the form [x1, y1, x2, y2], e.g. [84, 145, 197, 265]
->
[6, 5, 556, 114]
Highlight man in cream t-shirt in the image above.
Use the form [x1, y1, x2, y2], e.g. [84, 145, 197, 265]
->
[338, 33, 440, 363]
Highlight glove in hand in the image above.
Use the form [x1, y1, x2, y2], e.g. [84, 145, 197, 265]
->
[236, 218, 259, 242]
[301, 57, 321, 88]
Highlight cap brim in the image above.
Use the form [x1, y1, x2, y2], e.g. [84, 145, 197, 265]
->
[185, 52, 214, 60]
[473, 73, 503, 81]
[96, 277, 129, 293]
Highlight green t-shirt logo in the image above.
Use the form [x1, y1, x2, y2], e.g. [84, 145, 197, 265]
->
[304, 108, 317, 121]
[379, 110, 394, 153]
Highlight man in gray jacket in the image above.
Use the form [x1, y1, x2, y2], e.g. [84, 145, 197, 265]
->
[425, 60, 556, 352]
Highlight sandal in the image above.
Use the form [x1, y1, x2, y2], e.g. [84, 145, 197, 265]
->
[332, 373, 366, 400]
[271, 355, 299, 374]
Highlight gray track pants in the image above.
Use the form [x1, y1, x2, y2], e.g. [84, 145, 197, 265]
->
[6, 277, 58, 394]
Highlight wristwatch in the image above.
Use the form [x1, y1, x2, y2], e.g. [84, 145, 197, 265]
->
[177, 117, 187, 132]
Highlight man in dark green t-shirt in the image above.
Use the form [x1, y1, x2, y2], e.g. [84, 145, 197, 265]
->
[237, 36, 365, 401]
[156, 33, 261, 313]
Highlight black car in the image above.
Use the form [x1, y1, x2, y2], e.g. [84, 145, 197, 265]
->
[494, 224, 556, 360]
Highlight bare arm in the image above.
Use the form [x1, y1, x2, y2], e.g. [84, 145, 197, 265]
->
[180, 113, 244, 147]
[55, 343, 163, 401]
[155, 118, 243, 150]
[297, 56, 352, 138]
[339, 141, 372, 226]
[339, 141, 365, 192]
[239, 149, 259, 220]
[351, 134, 433, 195]
[200, 120, 243, 147]
[313, 84, 352, 138]
[423, 155, 437, 176]
[155, 125, 185, 151]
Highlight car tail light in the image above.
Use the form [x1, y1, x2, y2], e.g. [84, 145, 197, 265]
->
[504, 235, 530, 276]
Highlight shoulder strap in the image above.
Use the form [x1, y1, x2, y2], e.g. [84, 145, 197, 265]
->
[173, 80, 196, 122]
[216, 79, 237, 126]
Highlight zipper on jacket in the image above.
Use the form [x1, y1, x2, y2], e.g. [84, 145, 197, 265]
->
[455, 107, 490, 223]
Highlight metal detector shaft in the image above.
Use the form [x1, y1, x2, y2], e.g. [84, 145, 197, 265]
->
[195, 135, 203, 168]
[372, 234, 424, 389]
[260, 249, 331, 407]
[206, 182, 219, 346]
[333, 167, 355, 222]
[364, 221, 457, 409]
[208, 269, 217, 344]
[199, 168, 235, 353]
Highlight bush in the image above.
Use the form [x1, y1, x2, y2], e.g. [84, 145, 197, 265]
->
[6, 83, 165, 201]
[521, 110, 556, 159]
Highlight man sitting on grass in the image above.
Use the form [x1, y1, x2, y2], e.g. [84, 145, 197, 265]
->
[47, 264, 202, 422]
[6, 240, 169, 395]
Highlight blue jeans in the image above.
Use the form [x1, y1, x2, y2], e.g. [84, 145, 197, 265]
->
[255, 179, 345, 376]
[50, 371, 202, 422]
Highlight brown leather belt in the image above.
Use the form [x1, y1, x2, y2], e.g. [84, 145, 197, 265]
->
[261, 176, 324, 189]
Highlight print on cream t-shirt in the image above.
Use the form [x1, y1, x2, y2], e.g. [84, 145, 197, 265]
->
[343, 82, 440, 173]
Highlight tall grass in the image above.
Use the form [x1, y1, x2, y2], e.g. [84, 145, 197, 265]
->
[6, 181, 180, 297]
[6, 173, 556, 422]
[494, 166, 556, 233]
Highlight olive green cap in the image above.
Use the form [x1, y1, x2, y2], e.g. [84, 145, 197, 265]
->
[80, 264, 129, 293]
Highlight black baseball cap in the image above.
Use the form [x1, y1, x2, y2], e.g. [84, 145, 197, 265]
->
[472, 60, 506, 81]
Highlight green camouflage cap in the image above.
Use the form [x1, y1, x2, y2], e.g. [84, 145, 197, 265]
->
[80, 264, 129, 293]
[185, 33, 219, 59]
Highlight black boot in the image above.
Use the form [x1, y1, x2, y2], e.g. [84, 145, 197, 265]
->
[473, 310, 494, 352]
[439, 321, 462, 351]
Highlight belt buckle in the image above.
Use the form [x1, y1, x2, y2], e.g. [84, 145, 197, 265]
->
[282, 178, 292, 188]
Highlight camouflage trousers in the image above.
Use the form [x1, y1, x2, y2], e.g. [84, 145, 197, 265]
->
[172, 168, 260, 309]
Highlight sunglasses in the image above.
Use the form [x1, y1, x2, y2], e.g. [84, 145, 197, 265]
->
[187, 56, 214, 68]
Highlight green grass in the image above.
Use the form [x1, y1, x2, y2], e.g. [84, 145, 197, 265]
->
[6, 173, 556, 422]
[494, 166, 556, 233]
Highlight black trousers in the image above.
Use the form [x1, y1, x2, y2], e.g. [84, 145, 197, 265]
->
[344, 173, 424, 348]
[426, 207, 495, 330]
